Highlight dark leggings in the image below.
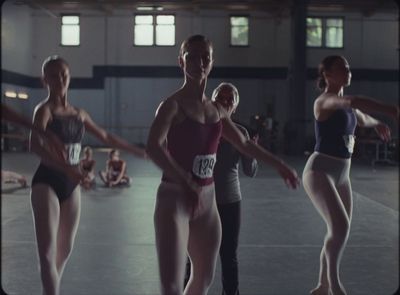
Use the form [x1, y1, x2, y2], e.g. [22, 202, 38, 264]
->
[185, 201, 241, 295]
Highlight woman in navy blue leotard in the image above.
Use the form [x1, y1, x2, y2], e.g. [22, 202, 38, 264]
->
[302, 55, 398, 295]
[30, 56, 146, 295]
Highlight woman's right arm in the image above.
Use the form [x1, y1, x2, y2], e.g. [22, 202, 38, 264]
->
[146, 99, 199, 193]
[2, 103, 65, 156]
[2, 103, 35, 130]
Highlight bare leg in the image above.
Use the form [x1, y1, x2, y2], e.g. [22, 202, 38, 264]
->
[124, 176, 132, 185]
[115, 175, 131, 186]
[56, 186, 81, 278]
[31, 184, 61, 295]
[98, 171, 109, 186]
[303, 171, 349, 295]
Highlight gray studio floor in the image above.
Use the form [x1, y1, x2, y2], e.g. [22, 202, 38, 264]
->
[1, 151, 398, 295]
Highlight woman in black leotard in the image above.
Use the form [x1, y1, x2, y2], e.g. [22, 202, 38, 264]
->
[30, 55, 146, 295]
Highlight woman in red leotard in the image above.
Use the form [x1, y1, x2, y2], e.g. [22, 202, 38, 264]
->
[146, 35, 300, 295]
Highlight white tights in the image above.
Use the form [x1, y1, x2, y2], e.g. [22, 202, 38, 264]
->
[303, 152, 352, 295]
[154, 182, 222, 295]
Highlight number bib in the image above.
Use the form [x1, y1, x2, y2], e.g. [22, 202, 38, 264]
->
[192, 154, 216, 179]
[343, 135, 355, 154]
[65, 143, 81, 165]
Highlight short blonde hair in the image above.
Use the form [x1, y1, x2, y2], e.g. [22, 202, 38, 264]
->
[211, 82, 240, 107]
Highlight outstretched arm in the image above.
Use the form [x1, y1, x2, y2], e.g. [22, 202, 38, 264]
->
[2, 103, 65, 157]
[81, 109, 146, 158]
[2, 103, 35, 130]
[315, 93, 399, 122]
[349, 95, 399, 121]
[221, 112, 299, 189]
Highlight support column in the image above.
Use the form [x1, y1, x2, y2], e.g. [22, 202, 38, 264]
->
[286, 0, 308, 155]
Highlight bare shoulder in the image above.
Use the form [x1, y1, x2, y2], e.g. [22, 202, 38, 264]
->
[314, 92, 336, 106]
[156, 93, 180, 117]
[33, 100, 51, 122]
[33, 100, 50, 114]
[71, 106, 88, 121]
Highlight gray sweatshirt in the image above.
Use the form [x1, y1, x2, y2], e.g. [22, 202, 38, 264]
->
[214, 123, 258, 204]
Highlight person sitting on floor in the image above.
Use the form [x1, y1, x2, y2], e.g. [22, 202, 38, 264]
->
[80, 146, 96, 189]
[99, 149, 131, 187]
[1, 170, 28, 187]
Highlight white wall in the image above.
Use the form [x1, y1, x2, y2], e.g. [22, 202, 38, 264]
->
[24, 9, 399, 74]
[1, 1, 33, 74]
[2, 2, 398, 147]
[307, 12, 399, 69]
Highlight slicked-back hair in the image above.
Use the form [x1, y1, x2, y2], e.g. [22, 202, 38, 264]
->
[179, 35, 213, 57]
[41, 55, 69, 76]
[317, 55, 344, 91]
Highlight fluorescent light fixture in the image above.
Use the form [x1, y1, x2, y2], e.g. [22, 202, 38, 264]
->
[137, 5, 163, 11]
[137, 6, 154, 11]
[17, 92, 29, 99]
[4, 91, 17, 98]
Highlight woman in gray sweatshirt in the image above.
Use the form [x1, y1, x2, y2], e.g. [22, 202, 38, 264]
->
[185, 82, 258, 295]
[213, 83, 258, 295]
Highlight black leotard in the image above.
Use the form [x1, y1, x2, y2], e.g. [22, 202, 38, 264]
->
[32, 114, 85, 202]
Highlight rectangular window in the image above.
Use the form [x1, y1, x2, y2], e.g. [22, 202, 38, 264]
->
[134, 14, 175, 46]
[307, 17, 343, 48]
[134, 15, 154, 45]
[306, 18, 322, 47]
[156, 15, 175, 45]
[230, 16, 249, 46]
[325, 18, 343, 48]
[61, 15, 80, 46]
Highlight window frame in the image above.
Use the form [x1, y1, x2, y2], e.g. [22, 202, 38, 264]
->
[306, 16, 344, 49]
[60, 14, 81, 47]
[133, 13, 176, 47]
[229, 14, 250, 47]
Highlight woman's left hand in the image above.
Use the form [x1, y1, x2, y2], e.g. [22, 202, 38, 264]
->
[277, 164, 301, 189]
[374, 123, 391, 142]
